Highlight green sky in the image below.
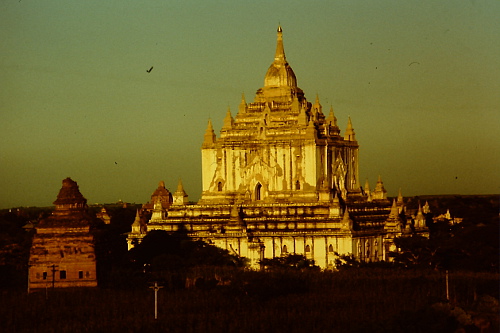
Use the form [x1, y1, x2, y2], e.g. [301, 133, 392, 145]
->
[1, 0, 499, 208]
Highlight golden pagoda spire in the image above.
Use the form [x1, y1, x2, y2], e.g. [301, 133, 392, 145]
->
[264, 25, 297, 88]
[274, 24, 285, 62]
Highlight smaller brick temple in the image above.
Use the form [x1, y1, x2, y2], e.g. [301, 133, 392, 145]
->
[28, 178, 97, 290]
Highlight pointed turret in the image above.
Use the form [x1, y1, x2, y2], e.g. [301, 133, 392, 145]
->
[416, 201, 424, 217]
[415, 202, 426, 228]
[389, 199, 399, 218]
[385, 199, 403, 232]
[326, 105, 338, 127]
[344, 116, 356, 141]
[131, 209, 142, 234]
[221, 106, 234, 131]
[202, 119, 217, 148]
[173, 179, 189, 205]
[397, 188, 404, 213]
[397, 188, 404, 204]
[312, 94, 322, 118]
[238, 93, 247, 114]
[372, 175, 387, 200]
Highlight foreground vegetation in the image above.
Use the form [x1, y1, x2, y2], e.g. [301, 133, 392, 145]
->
[2, 269, 498, 333]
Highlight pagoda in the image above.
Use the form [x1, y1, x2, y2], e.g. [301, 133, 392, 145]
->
[28, 178, 97, 290]
[128, 27, 427, 268]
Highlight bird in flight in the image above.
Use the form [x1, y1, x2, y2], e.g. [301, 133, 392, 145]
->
[146, 66, 153, 73]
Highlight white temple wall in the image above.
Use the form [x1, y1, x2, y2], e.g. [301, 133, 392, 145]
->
[303, 142, 317, 188]
[201, 148, 217, 192]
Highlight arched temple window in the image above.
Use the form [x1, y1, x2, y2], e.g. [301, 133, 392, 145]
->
[305, 245, 311, 252]
[295, 180, 300, 190]
[282, 245, 288, 254]
[217, 182, 223, 192]
[328, 244, 334, 253]
[255, 183, 262, 200]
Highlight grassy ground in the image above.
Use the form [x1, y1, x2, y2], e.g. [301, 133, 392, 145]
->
[2, 269, 498, 333]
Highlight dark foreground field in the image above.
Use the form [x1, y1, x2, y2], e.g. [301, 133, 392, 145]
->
[2, 269, 498, 333]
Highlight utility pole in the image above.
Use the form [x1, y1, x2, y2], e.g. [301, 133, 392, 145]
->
[27, 264, 32, 295]
[445, 270, 450, 301]
[49, 264, 58, 289]
[149, 281, 163, 320]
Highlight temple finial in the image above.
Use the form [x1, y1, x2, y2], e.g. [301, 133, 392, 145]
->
[274, 25, 285, 62]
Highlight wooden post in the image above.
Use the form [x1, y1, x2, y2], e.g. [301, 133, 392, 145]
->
[49, 264, 58, 289]
[445, 270, 449, 301]
[149, 281, 163, 320]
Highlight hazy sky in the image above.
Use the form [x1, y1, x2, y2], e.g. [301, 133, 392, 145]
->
[1, 0, 499, 208]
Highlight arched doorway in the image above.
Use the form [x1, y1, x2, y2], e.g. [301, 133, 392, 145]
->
[255, 183, 262, 200]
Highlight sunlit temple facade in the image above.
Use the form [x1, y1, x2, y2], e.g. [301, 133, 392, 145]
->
[127, 27, 427, 269]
